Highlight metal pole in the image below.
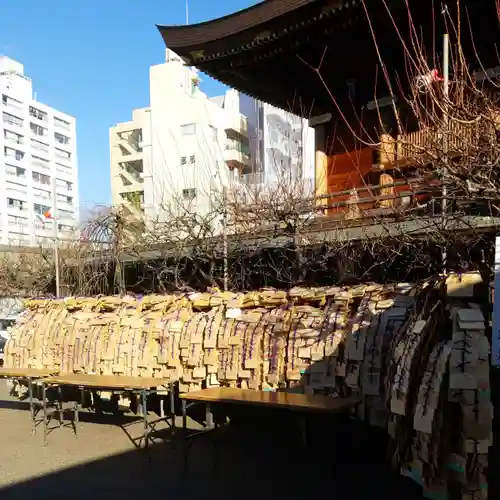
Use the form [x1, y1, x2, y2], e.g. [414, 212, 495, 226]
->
[185, 0, 189, 24]
[222, 186, 228, 291]
[52, 174, 60, 297]
[441, 33, 449, 272]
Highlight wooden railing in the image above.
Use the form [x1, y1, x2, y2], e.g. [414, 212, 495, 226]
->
[396, 121, 479, 160]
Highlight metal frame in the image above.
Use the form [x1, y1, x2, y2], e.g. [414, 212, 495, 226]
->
[0, 374, 50, 435]
[40, 381, 176, 448]
[178, 393, 350, 476]
[180, 399, 219, 476]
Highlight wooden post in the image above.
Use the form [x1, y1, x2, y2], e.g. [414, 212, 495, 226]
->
[314, 125, 328, 210]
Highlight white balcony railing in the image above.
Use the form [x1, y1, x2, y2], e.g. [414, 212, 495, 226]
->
[32, 159, 50, 170]
[31, 142, 49, 154]
[54, 119, 71, 131]
[5, 136, 24, 147]
[4, 153, 24, 164]
[241, 172, 265, 185]
[225, 114, 248, 137]
[224, 145, 251, 167]
[33, 191, 51, 201]
[6, 172, 26, 180]
[3, 98, 23, 114]
[3, 116, 23, 129]
[120, 163, 143, 183]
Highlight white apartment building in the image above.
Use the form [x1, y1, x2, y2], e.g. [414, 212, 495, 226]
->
[0, 56, 79, 246]
[109, 107, 147, 213]
[110, 49, 250, 225]
[239, 96, 315, 191]
[109, 49, 314, 227]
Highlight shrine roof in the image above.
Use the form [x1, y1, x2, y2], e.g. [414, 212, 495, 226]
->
[157, 0, 363, 116]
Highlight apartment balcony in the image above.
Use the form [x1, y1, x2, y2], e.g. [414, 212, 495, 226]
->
[3, 115, 24, 132]
[225, 114, 248, 138]
[33, 191, 51, 202]
[224, 144, 251, 169]
[8, 222, 29, 233]
[54, 119, 71, 131]
[241, 172, 265, 185]
[6, 170, 26, 181]
[118, 160, 143, 185]
[120, 191, 144, 214]
[115, 129, 143, 159]
[4, 153, 25, 168]
[2, 98, 23, 115]
[31, 141, 50, 155]
[4, 136, 25, 148]
[55, 165, 73, 179]
[31, 158, 51, 171]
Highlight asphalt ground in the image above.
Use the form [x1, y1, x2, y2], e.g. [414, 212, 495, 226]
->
[0, 381, 422, 499]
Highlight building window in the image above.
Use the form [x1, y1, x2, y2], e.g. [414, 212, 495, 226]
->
[54, 132, 70, 145]
[182, 188, 196, 200]
[4, 130, 23, 144]
[7, 198, 25, 211]
[3, 112, 23, 127]
[34, 203, 51, 215]
[56, 179, 73, 191]
[180, 156, 187, 165]
[55, 148, 71, 160]
[33, 188, 51, 200]
[181, 123, 196, 136]
[30, 122, 46, 137]
[32, 155, 50, 168]
[32, 171, 51, 185]
[29, 106, 47, 121]
[54, 116, 70, 128]
[2, 95, 22, 108]
[58, 209, 74, 219]
[6, 165, 25, 178]
[4, 146, 24, 161]
[31, 139, 49, 152]
[189, 155, 196, 164]
[8, 215, 27, 225]
[56, 194, 73, 205]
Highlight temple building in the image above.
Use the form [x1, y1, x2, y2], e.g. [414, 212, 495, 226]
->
[158, 0, 500, 221]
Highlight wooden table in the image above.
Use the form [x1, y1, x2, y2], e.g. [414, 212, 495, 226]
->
[0, 367, 58, 435]
[42, 374, 174, 447]
[179, 388, 359, 472]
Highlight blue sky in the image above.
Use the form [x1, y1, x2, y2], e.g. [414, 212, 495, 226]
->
[0, 0, 258, 212]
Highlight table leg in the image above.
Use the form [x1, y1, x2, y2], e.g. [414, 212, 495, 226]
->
[170, 384, 176, 431]
[28, 377, 36, 435]
[299, 415, 308, 448]
[142, 390, 149, 449]
[181, 399, 187, 433]
[73, 387, 81, 437]
[42, 382, 48, 446]
[206, 403, 214, 430]
[206, 403, 217, 476]
[181, 399, 188, 475]
[58, 386, 63, 426]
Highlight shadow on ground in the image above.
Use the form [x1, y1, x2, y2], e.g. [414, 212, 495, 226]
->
[0, 408, 422, 500]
